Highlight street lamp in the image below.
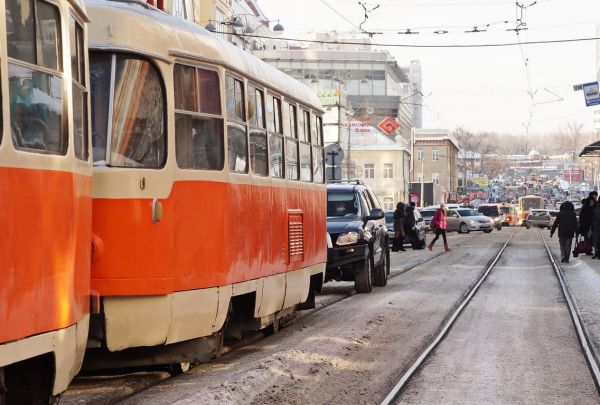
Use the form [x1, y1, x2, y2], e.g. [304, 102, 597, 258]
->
[205, 15, 284, 35]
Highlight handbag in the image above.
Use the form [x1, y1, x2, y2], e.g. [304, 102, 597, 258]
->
[573, 235, 580, 258]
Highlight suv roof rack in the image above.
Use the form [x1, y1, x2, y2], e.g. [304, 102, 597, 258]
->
[327, 179, 364, 185]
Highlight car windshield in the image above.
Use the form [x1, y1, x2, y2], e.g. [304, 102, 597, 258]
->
[530, 210, 547, 216]
[478, 206, 499, 217]
[421, 210, 435, 218]
[458, 209, 480, 217]
[327, 192, 359, 217]
[499, 207, 511, 214]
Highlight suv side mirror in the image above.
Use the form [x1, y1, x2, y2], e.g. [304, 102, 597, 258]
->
[367, 208, 384, 220]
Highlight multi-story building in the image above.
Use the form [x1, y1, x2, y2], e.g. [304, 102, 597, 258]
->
[402, 60, 423, 129]
[163, 0, 277, 51]
[412, 129, 459, 198]
[254, 31, 415, 141]
[349, 127, 411, 207]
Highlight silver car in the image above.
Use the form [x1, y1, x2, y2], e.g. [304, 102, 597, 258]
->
[446, 208, 494, 233]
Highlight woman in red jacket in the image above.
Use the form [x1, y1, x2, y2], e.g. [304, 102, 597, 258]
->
[428, 203, 451, 252]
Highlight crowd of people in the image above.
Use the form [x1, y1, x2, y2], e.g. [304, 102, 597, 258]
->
[550, 190, 600, 263]
[391, 202, 451, 253]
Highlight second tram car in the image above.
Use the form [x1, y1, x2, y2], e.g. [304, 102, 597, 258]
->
[0, 0, 92, 402]
[84, 0, 327, 368]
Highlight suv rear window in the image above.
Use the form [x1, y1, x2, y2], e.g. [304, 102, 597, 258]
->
[327, 192, 359, 217]
[478, 206, 499, 217]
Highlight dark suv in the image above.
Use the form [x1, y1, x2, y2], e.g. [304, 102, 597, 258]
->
[326, 183, 390, 293]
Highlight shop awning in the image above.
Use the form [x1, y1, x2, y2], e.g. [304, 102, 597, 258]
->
[579, 140, 600, 157]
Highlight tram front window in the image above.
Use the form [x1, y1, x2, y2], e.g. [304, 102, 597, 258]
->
[90, 53, 166, 168]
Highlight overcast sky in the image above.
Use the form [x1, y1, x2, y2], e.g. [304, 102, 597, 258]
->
[258, 0, 600, 136]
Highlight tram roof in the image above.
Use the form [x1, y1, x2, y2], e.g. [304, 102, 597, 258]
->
[85, 0, 323, 112]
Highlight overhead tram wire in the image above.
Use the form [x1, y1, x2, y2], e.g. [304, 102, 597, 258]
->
[320, 0, 363, 31]
[235, 32, 600, 48]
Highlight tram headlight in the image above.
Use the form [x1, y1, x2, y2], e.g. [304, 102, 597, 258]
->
[336, 231, 359, 246]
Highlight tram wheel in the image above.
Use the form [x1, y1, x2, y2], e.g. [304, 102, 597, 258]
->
[167, 362, 190, 376]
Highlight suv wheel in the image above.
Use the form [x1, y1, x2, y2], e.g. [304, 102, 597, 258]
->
[459, 223, 469, 234]
[373, 246, 389, 287]
[354, 251, 373, 293]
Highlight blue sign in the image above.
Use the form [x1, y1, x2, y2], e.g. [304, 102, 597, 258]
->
[583, 82, 600, 107]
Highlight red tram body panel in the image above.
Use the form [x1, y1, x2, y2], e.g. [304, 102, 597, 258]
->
[91, 183, 326, 295]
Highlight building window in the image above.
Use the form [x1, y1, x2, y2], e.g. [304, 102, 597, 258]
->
[432, 149, 439, 161]
[432, 172, 439, 184]
[383, 197, 394, 211]
[417, 149, 423, 161]
[383, 163, 393, 179]
[417, 173, 423, 182]
[364, 163, 375, 179]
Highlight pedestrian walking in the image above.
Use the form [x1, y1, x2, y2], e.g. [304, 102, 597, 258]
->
[392, 202, 406, 252]
[404, 204, 420, 250]
[550, 201, 578, 263]
[592, 199, 600, 259]
[428, 203, 450, 252]
[579, 193, 596, 255]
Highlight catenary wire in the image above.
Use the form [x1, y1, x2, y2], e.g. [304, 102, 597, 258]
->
[237, 32, 600, 48]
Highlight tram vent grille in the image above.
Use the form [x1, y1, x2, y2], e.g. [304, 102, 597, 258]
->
[288, 211, 304, 263]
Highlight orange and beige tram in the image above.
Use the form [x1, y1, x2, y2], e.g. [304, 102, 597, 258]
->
[0, 0, 92, 402]
[84, 0, 327, 368]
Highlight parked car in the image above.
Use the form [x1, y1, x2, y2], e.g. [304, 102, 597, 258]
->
[477, 204, 503, 230]
[384, 209, 427, 248]
[420, 209, 436, 228]
[326, 183, 390, 293]
[526, 208, 558, 229]
[446, 208, 495, 233]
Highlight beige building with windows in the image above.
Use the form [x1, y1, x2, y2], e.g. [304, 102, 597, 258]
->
[411, 129, 459, 197]
[349, 126, 411, 210]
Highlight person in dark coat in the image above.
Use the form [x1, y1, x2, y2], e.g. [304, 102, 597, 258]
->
[403, 205, 419, 250]
[592, 199, 600, 259]
[550, 201, 578, 263]
[392, 202, 406, 252]
[578, 195, 596, 254]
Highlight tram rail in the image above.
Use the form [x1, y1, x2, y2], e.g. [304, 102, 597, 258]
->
[381, 230, 600, 404]
[64, 232, 483, 404]
[381, 232, 515, 405]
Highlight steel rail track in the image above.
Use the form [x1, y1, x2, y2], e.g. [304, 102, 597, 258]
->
[541, 232, 600, 395]
[68, 232, 484, 404]
[380, 232, 515, 405]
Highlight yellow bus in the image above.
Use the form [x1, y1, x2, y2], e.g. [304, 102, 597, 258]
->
[518, 195, 544, 224]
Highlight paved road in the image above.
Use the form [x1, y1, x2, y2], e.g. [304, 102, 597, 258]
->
[112, 231, 509, 405]
[397, 229, 600, 404]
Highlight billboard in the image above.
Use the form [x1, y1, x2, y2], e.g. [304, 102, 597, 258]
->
[564, 169, 583, 182]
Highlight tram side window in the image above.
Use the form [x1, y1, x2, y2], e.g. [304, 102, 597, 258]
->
[225, 75, 247, 173]
[299, 109, 311, 182]
[248, 86, 268, 176]
[310, 113, 324, 183]
[313, 145, 324, 183]
[285, 102, 299, 180]
[315, 115, 323, 146]
[90, 53, 166, 167]
[267, 94, 283, 179]
[174, 64, 224, 170]
[70, 16, 88, 161]
[7, 0, 66, 155]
